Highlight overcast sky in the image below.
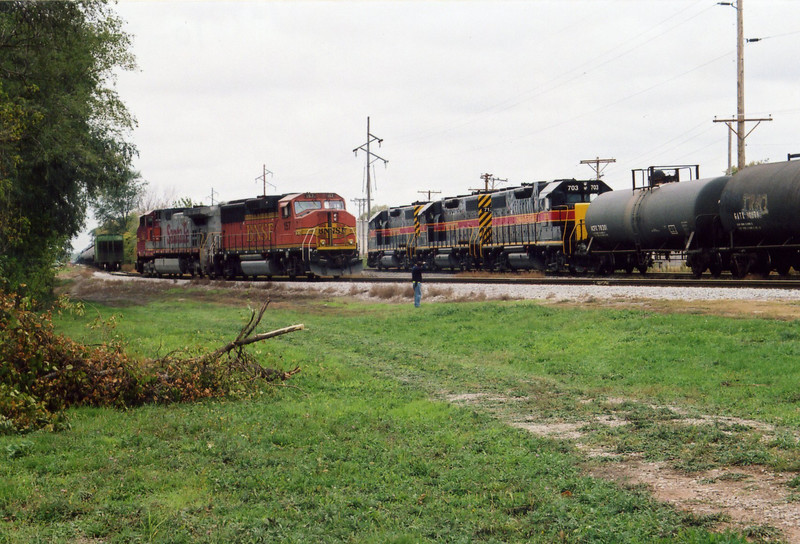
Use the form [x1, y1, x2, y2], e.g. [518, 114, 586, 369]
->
[75, 0, 800, 248]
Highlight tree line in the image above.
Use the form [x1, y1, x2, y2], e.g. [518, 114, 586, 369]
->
[0, 0, 140, 302]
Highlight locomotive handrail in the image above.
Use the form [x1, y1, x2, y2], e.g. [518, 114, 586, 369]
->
[302, 226, 318, 252]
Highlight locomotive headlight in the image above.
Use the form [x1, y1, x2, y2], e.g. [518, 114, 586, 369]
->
[334, 213, 338, 222]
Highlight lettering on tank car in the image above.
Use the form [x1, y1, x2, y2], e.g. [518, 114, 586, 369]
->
[733, 193, 768, 223]
[668, 225, 678, 235]
[590, 224, 608, 233]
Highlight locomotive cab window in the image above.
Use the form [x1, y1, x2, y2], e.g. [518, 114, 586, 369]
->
[294, 200, 322, 215]
[281, 204, 291, 219]
[324, 200, 345, 210]
[566, 193, 585, 205]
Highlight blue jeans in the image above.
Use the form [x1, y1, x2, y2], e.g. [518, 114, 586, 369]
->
[413, 282, 422, 307]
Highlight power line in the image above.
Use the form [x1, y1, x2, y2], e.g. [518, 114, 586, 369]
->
[353, 116, 388, 219]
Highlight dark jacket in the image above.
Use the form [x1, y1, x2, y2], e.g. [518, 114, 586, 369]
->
[411, 264, 422, 283]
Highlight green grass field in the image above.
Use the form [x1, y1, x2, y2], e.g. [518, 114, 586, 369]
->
[2, 285, 798, 543]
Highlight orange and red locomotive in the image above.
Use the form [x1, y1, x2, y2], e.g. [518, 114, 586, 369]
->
[137, 192, 362, 279]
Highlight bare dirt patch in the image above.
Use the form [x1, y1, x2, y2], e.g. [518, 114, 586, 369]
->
[446, 391, 800, 542]
[567, 297, 800, 321]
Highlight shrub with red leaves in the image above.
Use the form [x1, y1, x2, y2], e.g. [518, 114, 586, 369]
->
[0, 291, 255, 434]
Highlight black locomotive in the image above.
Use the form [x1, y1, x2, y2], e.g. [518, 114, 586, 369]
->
[368, 157, 800, 278]
[368, 178, 612, 273]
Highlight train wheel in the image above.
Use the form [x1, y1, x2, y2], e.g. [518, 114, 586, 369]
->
[730, 256, 749, 279]
[689, 256, 706, 278]
[637, 265, 648, 275]
[709, 263, 723, 278]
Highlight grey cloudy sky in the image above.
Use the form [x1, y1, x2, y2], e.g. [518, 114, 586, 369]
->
[75, 0, 799, 247]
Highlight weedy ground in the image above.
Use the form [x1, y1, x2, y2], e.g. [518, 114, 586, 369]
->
[1, 271, 798, 543]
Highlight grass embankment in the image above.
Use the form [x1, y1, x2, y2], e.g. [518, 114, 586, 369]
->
[2, 289, 798, 543]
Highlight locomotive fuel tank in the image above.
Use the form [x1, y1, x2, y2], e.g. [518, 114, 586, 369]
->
[585, 175, 730, 250]
[719, 159, 800, 245]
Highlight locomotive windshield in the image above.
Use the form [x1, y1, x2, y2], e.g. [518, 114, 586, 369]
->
[294, 199, 345, 215]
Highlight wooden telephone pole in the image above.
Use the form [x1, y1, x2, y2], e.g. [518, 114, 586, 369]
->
[714, 0, 772, 172]
[472, 173, 507, 193]
[580, 157, 616, 180]
[417, 189, 441, 201]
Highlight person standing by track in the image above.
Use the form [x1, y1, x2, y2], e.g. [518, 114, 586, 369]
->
[411, 261, 423, 307]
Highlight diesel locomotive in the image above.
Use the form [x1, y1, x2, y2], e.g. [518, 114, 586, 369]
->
[136, 192, 362, 279]
[369, 157, 800, 278]
[368, 178, 612, 273]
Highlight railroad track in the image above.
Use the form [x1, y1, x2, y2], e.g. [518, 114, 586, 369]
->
[104, 268, 800, 290]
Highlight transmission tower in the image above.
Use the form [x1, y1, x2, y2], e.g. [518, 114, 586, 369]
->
[254, 164, 275, 196]
[353, 116, 388, 218]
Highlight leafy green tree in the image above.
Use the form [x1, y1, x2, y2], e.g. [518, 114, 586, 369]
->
[0, 1, 137, 301]
[92, 171, 146, 234]
[360, 204, 388, 221]
[726, 159, 769, 176]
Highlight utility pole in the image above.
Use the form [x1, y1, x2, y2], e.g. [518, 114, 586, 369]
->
[350, 197, 369, 219]
[207, 187, 219, 206]
[472, 173, 507, 193]
[714, 0, 772, 172]
[417, 189, 441, 201]
[579, 157, 616, 180]
[353, 116, 388, 218]
[254, 164, 275, 196]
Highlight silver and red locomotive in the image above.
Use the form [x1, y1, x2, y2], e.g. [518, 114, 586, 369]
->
[137, 192, 361, 279]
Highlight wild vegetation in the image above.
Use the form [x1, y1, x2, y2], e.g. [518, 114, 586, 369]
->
[0, 291, 301, 435]
[2, 278, 797, 542]
[0, 1, 140, 301]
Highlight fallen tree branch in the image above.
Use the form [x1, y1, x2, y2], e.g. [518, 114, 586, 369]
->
[193, 323, 305, 371]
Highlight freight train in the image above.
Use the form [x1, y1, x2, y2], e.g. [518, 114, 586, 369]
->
[136, 192, 362, 279]
[74, 234, 124, 271]
[368, 157, 800, 278]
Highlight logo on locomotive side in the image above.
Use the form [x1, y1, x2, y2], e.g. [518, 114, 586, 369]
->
[246, 222, 273, 242]
[317, 225, 349, 236]
[166, 223, 190, 245]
